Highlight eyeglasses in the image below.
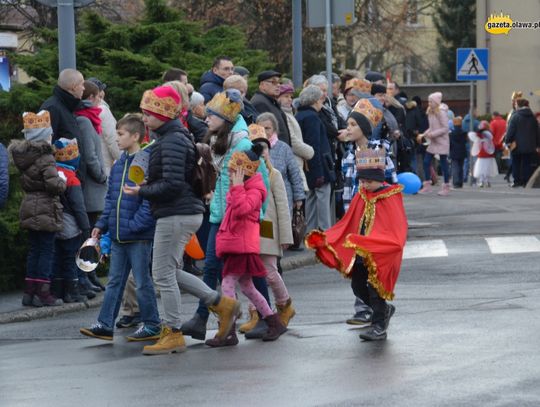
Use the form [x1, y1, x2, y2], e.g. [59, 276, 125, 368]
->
[263, 79, 281, 86]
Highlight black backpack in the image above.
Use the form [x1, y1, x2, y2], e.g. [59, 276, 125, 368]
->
[191, 142, 217, 200]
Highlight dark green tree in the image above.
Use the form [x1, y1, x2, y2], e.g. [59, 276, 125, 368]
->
[433, 0, 476, 82]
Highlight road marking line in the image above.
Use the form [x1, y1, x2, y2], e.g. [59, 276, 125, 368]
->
[403, 239, 448, 259]
[485, 236, 540, 254]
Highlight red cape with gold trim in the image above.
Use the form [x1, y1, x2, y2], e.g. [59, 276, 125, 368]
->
[305, 184, 407, 300]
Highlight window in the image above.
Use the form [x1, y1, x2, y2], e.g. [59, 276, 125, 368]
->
[406, 0, 419, 26]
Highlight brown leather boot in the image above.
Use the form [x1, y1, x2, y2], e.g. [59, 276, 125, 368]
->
[205, 322, 239, 347]
[262, 313, 287, 341]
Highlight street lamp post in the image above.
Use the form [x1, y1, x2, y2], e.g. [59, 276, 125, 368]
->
[35, 0, 95, 71]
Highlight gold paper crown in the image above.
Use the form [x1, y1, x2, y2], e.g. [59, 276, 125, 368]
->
[248, 124, 267, 141]
[345, 78, 371, 94]
[228, 151, 259, 177]
[206, 92, 242, 123]
[54, 140, 79, 162]
[23, 111, 51, 129]
[511, 90, 523, 100]
[352, 98, 383, 128]
[140, 90, 179, 119]
[355, 146, 386, 170]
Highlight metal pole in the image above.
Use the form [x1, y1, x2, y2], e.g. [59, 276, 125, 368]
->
[468, 81, 474, 185]
[292, 0, 303, 88]
[325, 0, 333, 91]
[57, 0, 77, 70]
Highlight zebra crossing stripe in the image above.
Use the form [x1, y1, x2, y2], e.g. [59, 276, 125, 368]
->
[403, 239, 448, 259]
[485, 236, 540, 254]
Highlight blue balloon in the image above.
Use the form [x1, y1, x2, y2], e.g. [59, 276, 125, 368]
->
[397, 172, 422, 195]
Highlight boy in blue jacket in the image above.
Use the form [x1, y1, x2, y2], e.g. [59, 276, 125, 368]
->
[80, 114, 160, 342]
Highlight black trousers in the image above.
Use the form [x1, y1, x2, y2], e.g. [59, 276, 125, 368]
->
[350, 257, 388, 328]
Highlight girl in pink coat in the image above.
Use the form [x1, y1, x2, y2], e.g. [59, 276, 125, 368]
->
[213, 144, 287, 347]
[417, 92, 451, 196]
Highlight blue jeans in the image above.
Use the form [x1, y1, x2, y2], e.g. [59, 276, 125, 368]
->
[196, 223, 270, 320]
[53, 236, 81, 280]
[98, 240, 160, 330]
[26, 231, 56, 280]
[424, 153, 449, 183]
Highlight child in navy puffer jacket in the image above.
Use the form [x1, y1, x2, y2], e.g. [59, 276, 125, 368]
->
[80, 114, 160, 344]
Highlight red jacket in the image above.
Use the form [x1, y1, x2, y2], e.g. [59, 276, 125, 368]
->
[490, 115, 507, 150]
[216, 173, 267, 257]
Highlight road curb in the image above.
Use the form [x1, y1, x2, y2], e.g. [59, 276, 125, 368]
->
[0, 294, 104, 325]
[0, 253, 318, 325]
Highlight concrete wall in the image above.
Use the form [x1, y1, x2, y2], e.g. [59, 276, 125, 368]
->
[476, 0, 540, 115]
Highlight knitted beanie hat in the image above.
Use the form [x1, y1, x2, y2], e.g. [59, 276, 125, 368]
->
[53, 137, 80, 169]
[370, 83, 387, 96]
[428, 92, 443, 106]
[22, 110, 53, 142]
[140, 85, 181, 122]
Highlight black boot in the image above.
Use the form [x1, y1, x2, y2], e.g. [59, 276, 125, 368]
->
[244, 318, 268, 339]
[64, 279, 86, 303]
[87, 270, 105, 291]
[51, 278, 64, 299]
[180, 313, 207, 340]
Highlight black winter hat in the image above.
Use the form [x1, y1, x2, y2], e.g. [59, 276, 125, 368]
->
[370, 83, 387, 95]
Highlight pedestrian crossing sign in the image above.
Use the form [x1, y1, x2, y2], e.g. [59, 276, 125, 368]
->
[456, 48, 489, 81]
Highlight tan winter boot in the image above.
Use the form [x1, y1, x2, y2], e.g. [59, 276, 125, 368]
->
[142, 326, 186, 355]
[437, 183, 450, 196]
[276, 298, 296, 327]
[418, 181, 433, 194]
[239, 309, 259, 333]
[208, 296, 240, 339]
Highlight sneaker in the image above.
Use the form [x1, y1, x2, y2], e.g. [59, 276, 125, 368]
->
[142, 326, 186, 355]
[80, 323, 113, 341]
[126, 325, 161, 342]
[346, 311, 372, 326]
[359, 325, 387, 341]
[116, 314, 141, 328]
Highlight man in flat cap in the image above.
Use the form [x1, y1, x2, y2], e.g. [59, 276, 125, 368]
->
[250, 70, 291, 145]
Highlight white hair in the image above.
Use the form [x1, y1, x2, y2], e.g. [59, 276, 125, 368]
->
[190, 92, 205, 110]
[298, 85, 323, 107]
[306, 74, 328, 87]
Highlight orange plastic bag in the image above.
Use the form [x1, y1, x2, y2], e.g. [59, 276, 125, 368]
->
[185, 234, 205, 260]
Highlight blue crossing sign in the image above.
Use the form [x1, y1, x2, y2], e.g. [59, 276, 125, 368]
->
[456, 48, 489, 81]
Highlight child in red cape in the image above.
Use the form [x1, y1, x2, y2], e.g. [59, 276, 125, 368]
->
[306, 145, 408, 341]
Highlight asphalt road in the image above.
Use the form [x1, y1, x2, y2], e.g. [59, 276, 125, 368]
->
[1, 179, 540, 407]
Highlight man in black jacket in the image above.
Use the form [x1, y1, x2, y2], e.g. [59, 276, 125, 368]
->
[251, 71, 291, 145]
[41, 69, 85, 142]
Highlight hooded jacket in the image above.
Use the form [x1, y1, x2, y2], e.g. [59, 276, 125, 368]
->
[216, 172, 267, 257]
[505, 107, 540, 154]
[199, 71, 224, 104]
[95, 149, 155, 242]
[9, 140, 66, 232]
[40, 85, 81, 142]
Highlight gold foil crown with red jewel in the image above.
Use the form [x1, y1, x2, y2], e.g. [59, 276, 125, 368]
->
[23, 110, 51, 129]
[355, 145, 386, 170]
[228, 151, 259, 177]
[352, 98, 383, 129]
[139, 90, 179, 119]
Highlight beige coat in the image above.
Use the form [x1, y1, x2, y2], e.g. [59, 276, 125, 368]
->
[282, 107, 314, 191]
[260, 168, 293, 257]
[99, 101, 120, 175]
